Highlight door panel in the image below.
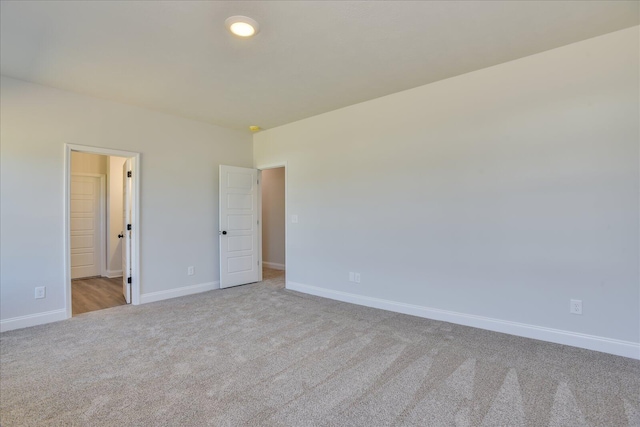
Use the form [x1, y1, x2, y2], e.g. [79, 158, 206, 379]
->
[70, 176, 102, 279]
[219, 165, 260, 288]
[122, 159, 132, 304]
[228, 235, 253, 252]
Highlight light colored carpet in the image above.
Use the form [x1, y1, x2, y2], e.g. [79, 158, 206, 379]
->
[1, 268, 639, 426]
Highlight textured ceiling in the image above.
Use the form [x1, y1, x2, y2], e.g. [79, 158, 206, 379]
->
[1, 1, 638, 131]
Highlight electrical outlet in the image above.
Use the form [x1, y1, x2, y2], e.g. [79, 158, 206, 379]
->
[187, 266, 195, 276]
[349, 272, 355, 282]
[291, 215, 299, 224]
[35, 287, 46, 299]
[570, 299, 582, 315]
[354, 273, 361, 283]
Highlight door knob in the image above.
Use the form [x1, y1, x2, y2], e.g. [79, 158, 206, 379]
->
[118, 234, 124, 238]
[221, 231, 227, 235]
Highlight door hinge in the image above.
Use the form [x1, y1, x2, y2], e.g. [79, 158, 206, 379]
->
[127, 224, 132, 231]
[127, 277, 132, 284]
[258, 260, 260, 265]
[127, 171, 132, 178]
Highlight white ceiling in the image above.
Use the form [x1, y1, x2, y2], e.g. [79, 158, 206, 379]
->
[1, 1, 638, 131]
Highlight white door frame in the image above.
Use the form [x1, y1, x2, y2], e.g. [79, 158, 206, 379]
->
[64, 144, 141, 319]
[256, 161, 288, 285]
[70, 172, 107, 278]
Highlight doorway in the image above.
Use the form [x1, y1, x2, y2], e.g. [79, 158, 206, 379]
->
[65, 144, 140, 318]
[218, 163, 287, 289]
[260, 167, 286, 285]
[260, 167, 287, 289]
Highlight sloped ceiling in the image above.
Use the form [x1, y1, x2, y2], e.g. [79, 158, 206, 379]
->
[1, 1, 638, 130]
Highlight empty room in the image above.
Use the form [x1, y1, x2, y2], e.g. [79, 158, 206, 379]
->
[0, 1, 638, 426]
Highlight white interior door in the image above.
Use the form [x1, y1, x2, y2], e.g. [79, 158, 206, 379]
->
[70, 175, 102, 279]
[122, 159, 132, 303]
[219, 165, 260, 288]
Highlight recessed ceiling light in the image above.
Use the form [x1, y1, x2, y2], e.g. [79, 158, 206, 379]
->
[225, 16, 259, 38]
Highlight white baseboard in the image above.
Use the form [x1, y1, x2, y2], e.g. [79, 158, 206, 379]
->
[263, 262, 285, 270]
[105, 270, 123, 278]
[140, 281, 220, 304]
[0, 309, 68, 333]
[287, 281, 640, 360]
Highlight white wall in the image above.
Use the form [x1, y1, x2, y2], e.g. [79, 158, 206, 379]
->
[71, 152, 107, 175]
[0, 76, 252, 327]
[261, 168, 286, 268]
[107, 156, 127, 277]
[254, 27, 640, 357]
